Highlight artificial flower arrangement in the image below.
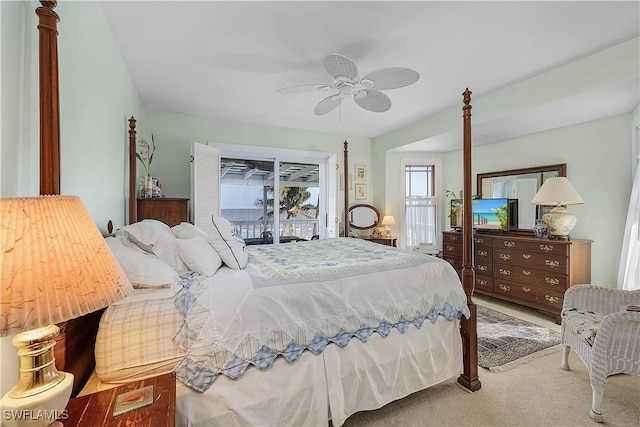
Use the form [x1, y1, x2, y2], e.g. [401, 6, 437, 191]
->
[136, 135, 162, 197]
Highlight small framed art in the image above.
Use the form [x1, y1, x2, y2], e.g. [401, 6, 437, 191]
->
[355, 184, 367, 200]
[355, 165, 366, 181]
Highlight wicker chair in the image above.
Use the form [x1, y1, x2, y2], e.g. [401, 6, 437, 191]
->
[560, 284, 640, 422]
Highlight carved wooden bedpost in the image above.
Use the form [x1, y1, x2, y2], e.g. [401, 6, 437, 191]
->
[37, 0, 60, 195]
[457, 88, 481, 391]
[343, 141, 349, 236]
[129, 117, 137, 224]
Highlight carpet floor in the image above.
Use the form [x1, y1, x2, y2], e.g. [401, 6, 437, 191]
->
[343, 301, 640, 426]
[477, 305, 562, 371]
[342, 349, 640, 427]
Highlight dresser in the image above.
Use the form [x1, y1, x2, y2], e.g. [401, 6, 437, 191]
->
[442, 231, 591, 323]
[137, 198, 189, 227]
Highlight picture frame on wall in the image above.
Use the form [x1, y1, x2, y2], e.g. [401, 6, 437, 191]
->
[355, 183, 367, 200]
[355, 164, 366, 181]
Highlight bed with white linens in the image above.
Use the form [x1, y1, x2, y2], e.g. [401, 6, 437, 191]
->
[92, 219, 468, 426]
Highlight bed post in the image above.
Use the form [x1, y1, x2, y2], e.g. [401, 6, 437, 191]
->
[128, 116, 137, 224]
[37, 0, 60, 195]
[343, 141, 349, 236]
[457, 88, 481, 391]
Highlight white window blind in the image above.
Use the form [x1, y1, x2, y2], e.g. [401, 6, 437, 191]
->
[191, 142, 220, 234]
[405, 196, 437, 247]
[404, 164, 437, 248]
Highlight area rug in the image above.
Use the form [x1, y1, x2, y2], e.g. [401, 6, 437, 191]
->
[477, 305, 562, 372]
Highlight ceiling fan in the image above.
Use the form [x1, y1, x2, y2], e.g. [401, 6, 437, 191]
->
[277, 54, 420, 116]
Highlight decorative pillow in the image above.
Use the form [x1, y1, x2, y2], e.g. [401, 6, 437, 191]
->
[121, 220, 189, 276]
[562, 308, 603, 347]
[106, 237, 179, 289]
[172, 222, 207, 240]
[209, 216, 248, 269]
[177, 236, 223, 277]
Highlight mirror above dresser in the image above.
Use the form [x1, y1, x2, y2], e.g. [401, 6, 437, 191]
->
[477, 163, 566, 231]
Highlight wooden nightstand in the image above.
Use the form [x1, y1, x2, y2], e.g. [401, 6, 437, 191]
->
[61, 373, 175, 427]
[137, 198, 189, 227]
[358, 236, 397, 247]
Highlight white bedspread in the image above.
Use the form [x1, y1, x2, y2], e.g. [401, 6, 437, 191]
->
[174, 238, 468, 392]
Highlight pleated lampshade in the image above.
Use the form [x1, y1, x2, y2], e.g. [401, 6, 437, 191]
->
[1, 195, 132, 337]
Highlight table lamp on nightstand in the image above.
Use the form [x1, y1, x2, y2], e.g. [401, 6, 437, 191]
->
[381, 215, 395, 237]
[0, 196, 132, 427]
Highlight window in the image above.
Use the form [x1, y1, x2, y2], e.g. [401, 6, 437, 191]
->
[191, 141, 336, 243]
[404, 164, 437, 248]
[220, 158, 321, 243]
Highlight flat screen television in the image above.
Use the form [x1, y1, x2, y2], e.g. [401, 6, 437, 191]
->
[450, 198, 517, 232]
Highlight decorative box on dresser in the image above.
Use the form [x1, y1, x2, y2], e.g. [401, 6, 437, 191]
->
[442, 231, 591, 323]
[137, 198, 189, 227]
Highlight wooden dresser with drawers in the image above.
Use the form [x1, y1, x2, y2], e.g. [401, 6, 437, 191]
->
[442, 231, 591, 323]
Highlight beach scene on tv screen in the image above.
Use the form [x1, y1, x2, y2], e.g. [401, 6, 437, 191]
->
[473, 199, 508, 230]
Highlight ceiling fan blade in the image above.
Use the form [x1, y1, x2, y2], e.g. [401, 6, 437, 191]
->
[277, 84, 331, 94]
[323, 54, 358, 80]
[314, 94, 343, 116]
[354, 90, 391, 113]
[361, 67, 419, 90]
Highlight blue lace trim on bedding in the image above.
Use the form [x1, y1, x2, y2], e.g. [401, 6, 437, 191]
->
[172, 274, 469, 393]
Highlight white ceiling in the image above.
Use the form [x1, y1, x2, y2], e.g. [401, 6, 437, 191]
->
[100, 1, 640, 151]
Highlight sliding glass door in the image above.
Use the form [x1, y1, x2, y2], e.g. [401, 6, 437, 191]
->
[220, 154, 325, 244]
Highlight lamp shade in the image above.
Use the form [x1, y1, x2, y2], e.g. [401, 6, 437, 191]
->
[1, 196, 132, 337]
[530, 177, 585, 206]
[381, 215, 396, 225]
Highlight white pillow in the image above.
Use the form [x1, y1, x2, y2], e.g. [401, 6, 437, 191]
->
[172, 222, 207, 240]
[122, 220, 189, 276]
[106, 237, 179, 289]
[209, 216, 248, 269]
[177, 236, 223, 277]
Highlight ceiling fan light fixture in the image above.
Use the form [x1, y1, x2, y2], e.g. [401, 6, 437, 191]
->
[354, 90, 367, 100]
[278, 54, 419, 116]
[360, 79, 374, 89]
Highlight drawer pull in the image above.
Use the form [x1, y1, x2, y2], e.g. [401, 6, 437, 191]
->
[499, 284, 511, 292]
[545, 260, 560, 268]
[478, 250, 488, 256]
[499, 268, 511, 276]
[447, 259, 454, 265]
[522, 287, 531, 292]
[522, 270, 531, 276]
[503, 241, 515, 248]
[522, 254, 531, 260]
[477, 279, 488, 286]
[540, 244, 554, 252]
[545, 278, 560, 286]
[545, 295, 560, 304]
[450, 235, 459, 241]
[446, 245, 454, 251]
[474, 237, 484, 244]
[478, 264, 488, 271]
[499, 254, 510, 261]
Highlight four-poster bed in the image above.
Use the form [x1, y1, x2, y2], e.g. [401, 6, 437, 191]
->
[35, 1, 481, 424]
